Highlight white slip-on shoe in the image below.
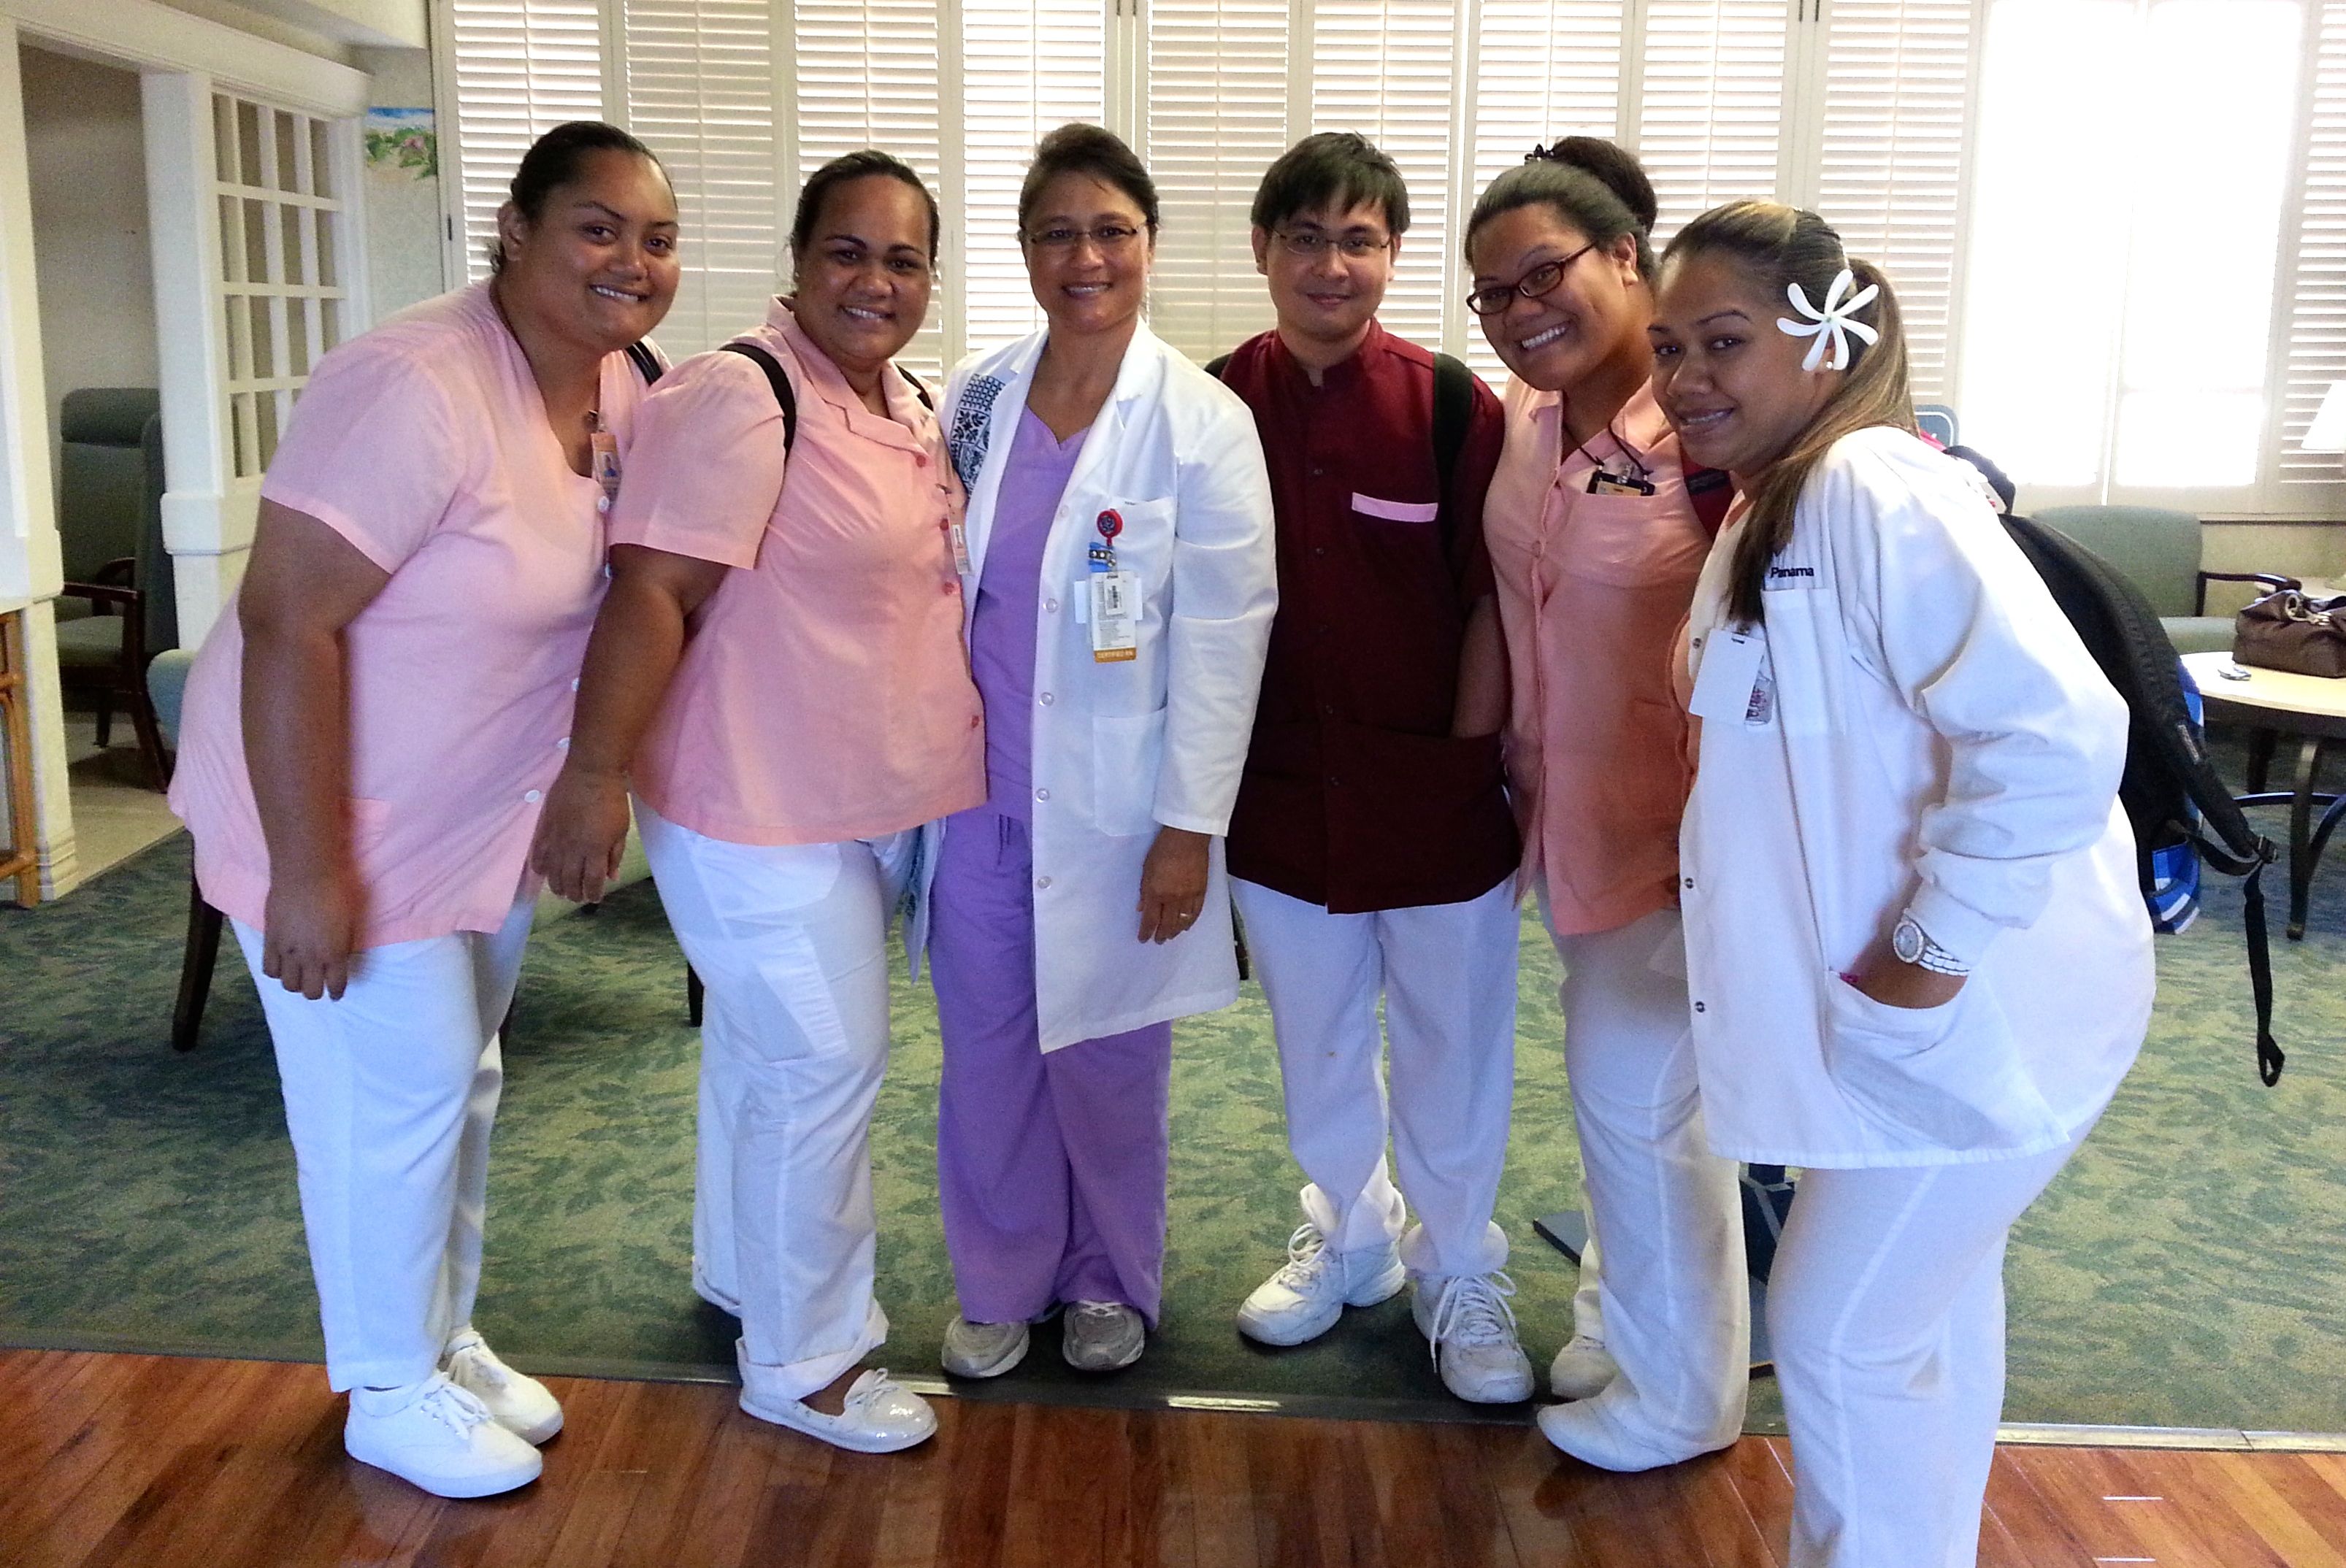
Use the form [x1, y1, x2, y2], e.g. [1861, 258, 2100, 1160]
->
[1236, 1223, 1406, 1348]
[737, 1365, 938, 1455]
[345, 1372, 544, 1499]
[1549, 1333, 1620, 1402]
[442, 1326, 564, 1445]
[1537, 1391, 1735, 1473]
[1061, 1301, 1146, 1372]
[941, 1317, 1030, 1379]
[1413, 1272, 1536, 1404]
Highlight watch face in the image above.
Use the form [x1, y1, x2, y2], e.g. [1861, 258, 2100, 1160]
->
[1892, 918, 1924, 964]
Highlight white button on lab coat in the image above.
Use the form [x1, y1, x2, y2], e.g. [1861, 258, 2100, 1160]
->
[913, 323, 1278, 1051]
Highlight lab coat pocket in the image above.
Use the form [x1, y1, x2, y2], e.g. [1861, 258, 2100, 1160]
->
[1821, 972, 2063, 1153]
[1758, 587, 1844, 737]
[1092, 707, 1168, 838]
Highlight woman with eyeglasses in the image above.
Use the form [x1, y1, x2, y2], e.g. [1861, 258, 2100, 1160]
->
[1463, 139, 1748, 1468]
[925, 123, 1276, 1379]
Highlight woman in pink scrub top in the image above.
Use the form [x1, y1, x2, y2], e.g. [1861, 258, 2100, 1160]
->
[1464, 139, 1747, 1469]
[167, 123, 678, 1500]
[531, 152, 982, 1456]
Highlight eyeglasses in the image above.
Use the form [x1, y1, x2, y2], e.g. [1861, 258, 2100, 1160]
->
[1021, 223, 1149, 252]
[1273, 228, 1394, 260]
[1465, 239, 1599, 317]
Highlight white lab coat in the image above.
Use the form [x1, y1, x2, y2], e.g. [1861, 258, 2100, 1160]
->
[1679, 426, 2154, 1166]
[917, 323, 1277, 1051]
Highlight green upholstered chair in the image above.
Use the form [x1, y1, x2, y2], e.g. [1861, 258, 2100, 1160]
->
[2032, 504, 2296, 657]
[55, 388, 174, 786]
[149, 648, 669, 1048]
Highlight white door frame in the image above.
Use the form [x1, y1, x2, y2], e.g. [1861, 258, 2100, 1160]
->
[0, 0, 366, 898]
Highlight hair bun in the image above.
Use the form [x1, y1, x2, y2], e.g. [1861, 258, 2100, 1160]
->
[1524, 137, 1657, 234]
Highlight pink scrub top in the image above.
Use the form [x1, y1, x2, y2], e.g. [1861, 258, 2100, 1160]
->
[610, 299, 986, 846]
[169, 283, 656, 948]
[1484, 377, 1714, 937]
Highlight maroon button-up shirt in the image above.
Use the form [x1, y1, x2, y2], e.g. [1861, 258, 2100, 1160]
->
[1219, 324, 1518, 914]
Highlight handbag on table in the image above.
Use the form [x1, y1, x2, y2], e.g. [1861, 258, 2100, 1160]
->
[2234, 590, 2346, 678]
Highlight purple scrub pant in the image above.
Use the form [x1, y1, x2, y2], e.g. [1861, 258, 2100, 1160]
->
[929, 804, 1173, 1326]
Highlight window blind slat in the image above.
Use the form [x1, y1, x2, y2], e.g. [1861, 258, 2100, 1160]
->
[449, 1, 607, 283]
[2280, 2, 2346, 495]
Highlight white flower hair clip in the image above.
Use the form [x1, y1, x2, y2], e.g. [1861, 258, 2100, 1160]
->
[1777, 267, 1880, 372]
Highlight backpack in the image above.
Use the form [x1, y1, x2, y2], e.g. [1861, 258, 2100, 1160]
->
[1995, 506, 2284, 1085]
[718, 339, 932, 452]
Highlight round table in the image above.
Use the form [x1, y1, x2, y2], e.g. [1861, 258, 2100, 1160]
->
[2182, 650, 2346, 939]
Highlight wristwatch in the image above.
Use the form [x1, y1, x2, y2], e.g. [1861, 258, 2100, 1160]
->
[1891, 912, 1970, 976]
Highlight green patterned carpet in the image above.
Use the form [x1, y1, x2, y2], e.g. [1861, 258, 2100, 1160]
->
[3, 799, 2343, 1433]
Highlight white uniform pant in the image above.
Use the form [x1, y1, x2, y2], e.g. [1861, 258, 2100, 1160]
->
[1771, 1129, 2089, 1568]
[638, 802, 909, 1401]
[1545, 902, 1748, 1464]
[1231, 876, 1518, 1278]
[234, 894, 532, 1394]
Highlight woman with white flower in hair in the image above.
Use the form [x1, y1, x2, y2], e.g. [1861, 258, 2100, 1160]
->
[1647, 200, 2152, 1567]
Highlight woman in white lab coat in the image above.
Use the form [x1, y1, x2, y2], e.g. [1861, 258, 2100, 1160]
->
[925, 123, 1276, 1379]
[1649, 199, 2153, 1567]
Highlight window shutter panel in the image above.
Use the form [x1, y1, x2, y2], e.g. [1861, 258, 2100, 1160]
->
[1811, 0, 1975, 404]
[1310, 1, 1463, 351]
[448, 1, 607, 283]
[793, 0, 948, 381]
[1633, 0, 1791, 247]
[1463, 1, 1629, 383]
[961, 1, 1108, 354]
[2278, 2, 2346, 501]
[621, 0, 779, 358]
[1146, 0, 1291, 363]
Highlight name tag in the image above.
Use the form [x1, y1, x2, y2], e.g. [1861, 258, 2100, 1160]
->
[1687, 626, 1773, 727]
[1089, 570, 1138, 661]
[1587, 467, 1655, 497]
[590, 430, 621, 515]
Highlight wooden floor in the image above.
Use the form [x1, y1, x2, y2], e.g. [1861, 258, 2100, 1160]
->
[4, 1350, 2344, 1567]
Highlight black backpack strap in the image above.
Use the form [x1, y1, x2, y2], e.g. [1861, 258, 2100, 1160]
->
[1430, 353, 1472, 539]
[625, 339, 662, 385]
[1203, 352, 1234, 380]
[719, 339, 798, 456]
[898, 365, 935, 412]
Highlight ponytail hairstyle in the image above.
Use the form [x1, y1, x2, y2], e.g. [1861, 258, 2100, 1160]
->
[1662, 200, 1912, 626]
[1462, 135, 1657, 277]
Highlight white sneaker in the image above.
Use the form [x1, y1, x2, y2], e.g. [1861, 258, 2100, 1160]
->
[1412, 1272, 1536, 1404]
[442, 1327, 564, 1445]
[941, 1317, 1030, 1379]
[1549, 1333, 1620, 1402]
[1061, 1301, 1146, 1372]
[344, 1373, 543, 1499]
[1236, 1223, 1406, 1348]
[737, 1361, 937, 1455]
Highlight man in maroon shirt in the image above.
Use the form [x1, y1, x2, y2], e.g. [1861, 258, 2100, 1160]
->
[1214, 134, 1530, 1404]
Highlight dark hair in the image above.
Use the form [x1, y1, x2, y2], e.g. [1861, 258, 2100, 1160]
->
[788, 149, 942, 267]
[488, 120, 664, 274]
[1017, 123, 1159, 234]
[1660, 201, 1912, 626]
[1250, 131, 1410, 237]
[1462, 137, 1657, 278]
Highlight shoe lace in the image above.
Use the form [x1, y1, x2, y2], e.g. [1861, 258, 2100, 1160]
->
[445, 1335, 510, 1392]
[1270, 1223, 1335, 1290]
[843, 1369, 898, 1415]
[1069, 1300, 1127, 1327]
[1429, 1271, 1520, 1357]
[416, 1377, 494, 1438]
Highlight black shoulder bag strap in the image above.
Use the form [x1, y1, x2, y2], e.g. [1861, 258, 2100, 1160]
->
[1428, 352, 1473, 554]
[624, 339, 664, 385]
[719, 340, 801, 455]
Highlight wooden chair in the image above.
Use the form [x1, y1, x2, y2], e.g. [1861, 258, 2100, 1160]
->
[55, 390, 173, 788]
[1, 609, 42, 906]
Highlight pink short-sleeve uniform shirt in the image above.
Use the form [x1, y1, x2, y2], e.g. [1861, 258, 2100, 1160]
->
[609, 299, 985, 846]
[169, 283, 655, 947]
[1484, 378, 1714, 937]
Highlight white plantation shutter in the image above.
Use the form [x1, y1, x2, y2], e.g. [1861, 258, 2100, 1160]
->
[961, 0, 1108, 354]
[448, 1, 607, 283]
[1146, 0, 1291, 361]
[1809, 0, 1974, 404]
[1311, 2, 1463, 350]
[1464, 1, 1628, 382]
[793, 0, 948, 380]
[621, 0, 780, 356]
[1633, 0, 1790, 247]
[2275, 2, 2346, 504]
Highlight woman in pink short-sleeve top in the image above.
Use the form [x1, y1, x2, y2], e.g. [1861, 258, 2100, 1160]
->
[1463, 139, 1748, 1472]
[530, 152, 983, 1456]
[166, 123, 678, 1501]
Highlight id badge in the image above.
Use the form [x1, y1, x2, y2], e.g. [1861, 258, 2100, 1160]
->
[590, 429, 621, 515]
[1588, 467, 1656, 497]
[1089, 570, 1139, 661]
[1687, 626, 1772, 727]
[948, 519, 973, 576]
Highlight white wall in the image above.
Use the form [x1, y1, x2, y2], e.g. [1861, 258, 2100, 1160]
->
[356, 44, 443, 318]
[20, 45, 158, 522]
